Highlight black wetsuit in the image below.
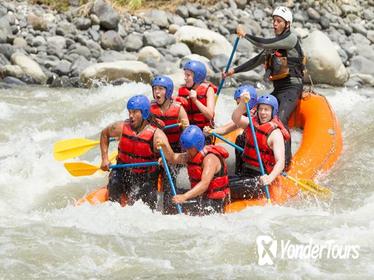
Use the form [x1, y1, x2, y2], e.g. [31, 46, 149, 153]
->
[234, 30, 304, 160]
[108, 163, 159, 209]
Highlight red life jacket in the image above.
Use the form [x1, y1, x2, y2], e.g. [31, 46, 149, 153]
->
[187, 145, 230, 200]
[117, 120, 157, 174]
[150, 100, 181, 146]
[242, 116, 290, 173]
[177, 82, 217, 129]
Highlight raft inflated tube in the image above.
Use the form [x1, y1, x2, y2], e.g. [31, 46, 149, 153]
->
[77, 92, 343, 213]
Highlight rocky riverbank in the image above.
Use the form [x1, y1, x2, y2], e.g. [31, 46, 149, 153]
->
[0, 0, 373, 89]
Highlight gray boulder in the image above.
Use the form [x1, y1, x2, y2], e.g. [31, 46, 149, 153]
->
[10, 52, 47, 84]
[302, 31, 349, 86]
[140, 10, 169, 28]
[175, 26, 234, 59]
[123, 33, 143, 51]
[0, 16, 11, 43]
[349, 56, 374, 76]
[169, 43, 191, 58]
[144, 30, 175, 48]
[138, 46, 163, 63]
[98, 50, 137, 62]
[101, 30, 124, 51]
[80, 60, 152, 86]
[52, 59, 72, 76]
[92, 0, 120, 30]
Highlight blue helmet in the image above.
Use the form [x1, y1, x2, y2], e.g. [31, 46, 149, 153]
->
[151, 75, 174, 99]
[257, 95, 278, 117]
[127, 95, 151, 120]
[234, 84, 258, 109]
[180, 125, 205, 151]
[183, 60, 207, 84]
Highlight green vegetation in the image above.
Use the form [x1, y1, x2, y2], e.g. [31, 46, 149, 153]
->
[113, 0, 143, 9]
[28, 0, 218, 12]
[29, 0, 88, 12]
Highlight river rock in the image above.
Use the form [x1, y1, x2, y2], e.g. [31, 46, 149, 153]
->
[70, 55, 93, 76]
[52, 59, 72, 75]
[175, 26, 234, 59]
[144, 30, 175, 48]
[98, 50, 137, 62]
[140, 10, 169, 28]
[123, 33, 143, 51]
[101, 30, 124, 51]
[168, 43, 191, 58]
[73, 17, 91, 30]
[80, 60, 152, 86]
[0, 16, 11, 43]
[349, 56, 374, 76]
[13, 37, 27, 48]
[27, 13, 48, 31]
[302, 30, 349, 86]
[367, 30, 374, 44]
[176, 6, 189, 18]
[10, 52, 47, 84]
[138, 46, 162, 63]
[0, 53, 9, 65]
[3, 64, 24, 79]
[31, 35, 46, 47]
[92, 0, 120, 30]
[168, 69, 185, 89]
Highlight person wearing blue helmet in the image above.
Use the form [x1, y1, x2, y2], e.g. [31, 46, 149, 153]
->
[230, 94, 290, 198]
[177, 60, 217, 144]
[150, 75, 189, 153]
[160, 125, 230, 215]
[99, 94, 175, 209]
[203, 84, 258, 175]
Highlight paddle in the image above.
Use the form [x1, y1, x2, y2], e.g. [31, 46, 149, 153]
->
[211, 131, 244, 152]
[158, 146, 182, 214]
[245, 100, 271, 204]
[54, 137, 116, 161]
[163, 123, 181, 130]
[64, 161, 159, 177]
[282, 172, 332, 197]
[210, 132, 331, 196]
[215, 36, 240, 104]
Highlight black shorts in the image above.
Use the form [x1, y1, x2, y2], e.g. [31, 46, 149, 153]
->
[108, 168, 159, 209]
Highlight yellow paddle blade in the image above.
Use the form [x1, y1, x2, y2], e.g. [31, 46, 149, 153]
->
[285, 174, 332, 197]
[54, 138, 100, 161]
[299, 179, 332, 197]
[64, 162, 100, 177]
[109, 151, 118, 164]
[216, 128, 243, 144]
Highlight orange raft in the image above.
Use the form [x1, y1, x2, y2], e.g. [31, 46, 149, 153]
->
[77, 92, 343, 213]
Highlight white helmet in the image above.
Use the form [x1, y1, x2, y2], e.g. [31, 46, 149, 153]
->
[272, 6, 293, 24]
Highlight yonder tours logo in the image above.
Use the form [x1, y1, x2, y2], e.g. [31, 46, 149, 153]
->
[256, 235, 360, 265]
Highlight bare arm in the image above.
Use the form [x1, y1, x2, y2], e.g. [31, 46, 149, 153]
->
[100, 121, 123, 170]
[232, 101, 250, 129]
[260, 129, 285, 185]
[191, 87, 215, 120]
[178, 105, 189, 127]
[212, 121, 238, 135]
[173, 154, 220, 202]
[153, 128, 188, 165]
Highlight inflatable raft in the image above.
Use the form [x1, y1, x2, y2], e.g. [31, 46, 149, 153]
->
[77, 92, 343, 213]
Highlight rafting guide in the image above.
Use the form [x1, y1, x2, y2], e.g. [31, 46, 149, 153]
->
[256, 235, 360, 266]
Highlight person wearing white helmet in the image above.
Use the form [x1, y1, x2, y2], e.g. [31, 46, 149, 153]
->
[223, 6, 305, 164]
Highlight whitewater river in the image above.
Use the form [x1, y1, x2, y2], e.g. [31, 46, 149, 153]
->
[0, 83, 373, 279]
